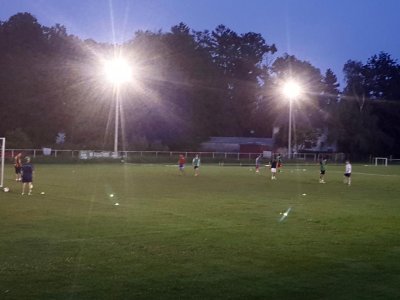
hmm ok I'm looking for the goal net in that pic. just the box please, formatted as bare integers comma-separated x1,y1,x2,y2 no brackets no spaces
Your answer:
0,138,5,187
374,157,388,167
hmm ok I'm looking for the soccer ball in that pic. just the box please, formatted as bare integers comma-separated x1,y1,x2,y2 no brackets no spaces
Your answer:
3,187,10,192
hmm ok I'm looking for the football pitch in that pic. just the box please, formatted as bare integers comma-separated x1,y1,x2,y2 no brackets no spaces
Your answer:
0,163,399,299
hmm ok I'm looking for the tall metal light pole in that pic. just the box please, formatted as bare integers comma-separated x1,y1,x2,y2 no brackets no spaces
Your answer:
104,58,132,156
114,90,120,154
283,80,301,159
288,97,293,159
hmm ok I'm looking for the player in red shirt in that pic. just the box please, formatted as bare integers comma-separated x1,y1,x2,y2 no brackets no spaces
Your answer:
178,154,186,175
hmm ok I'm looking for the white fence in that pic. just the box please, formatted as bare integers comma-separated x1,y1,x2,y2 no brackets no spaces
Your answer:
4,148,348,163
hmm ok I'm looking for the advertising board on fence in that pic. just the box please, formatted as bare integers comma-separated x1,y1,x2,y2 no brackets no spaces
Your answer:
42,148,52,156
79,151,120,160
263,151,272,158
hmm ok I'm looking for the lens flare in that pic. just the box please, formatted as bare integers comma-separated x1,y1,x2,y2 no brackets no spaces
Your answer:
104,59,132,84
279,207,292,222
283,81,301,98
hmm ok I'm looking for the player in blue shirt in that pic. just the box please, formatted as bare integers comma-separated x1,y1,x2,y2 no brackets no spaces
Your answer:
21,157,34,195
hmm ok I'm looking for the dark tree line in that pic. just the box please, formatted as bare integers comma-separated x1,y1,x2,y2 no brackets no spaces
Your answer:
332,53,400,156
1,13,400,156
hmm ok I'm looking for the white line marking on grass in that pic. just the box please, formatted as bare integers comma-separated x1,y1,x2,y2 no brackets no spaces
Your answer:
330,170,399,177
354,172,399,177
124,163,156,166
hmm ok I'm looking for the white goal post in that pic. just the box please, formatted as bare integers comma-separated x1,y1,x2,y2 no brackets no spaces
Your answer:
374,157,388,167
0,138,5,187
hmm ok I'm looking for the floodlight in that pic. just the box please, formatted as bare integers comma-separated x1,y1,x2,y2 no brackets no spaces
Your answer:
104,58,132,84
283,80,301,98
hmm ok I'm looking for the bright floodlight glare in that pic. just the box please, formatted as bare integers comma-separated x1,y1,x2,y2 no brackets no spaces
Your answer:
283,81,301,98
104,59,132,84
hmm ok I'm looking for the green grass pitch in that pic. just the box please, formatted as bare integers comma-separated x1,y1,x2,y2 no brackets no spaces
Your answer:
1,163,400,299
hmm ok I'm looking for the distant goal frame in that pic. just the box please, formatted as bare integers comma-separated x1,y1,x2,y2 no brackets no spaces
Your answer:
374,157,388,167
0,137,5,187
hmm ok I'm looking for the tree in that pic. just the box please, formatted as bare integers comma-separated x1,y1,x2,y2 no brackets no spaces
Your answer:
123,24,224,149
335,54,400,156
5,128,33,148
195,25,277,136
330,100,391,157
364,52,400,101
321,69,340,107
0,13,46,53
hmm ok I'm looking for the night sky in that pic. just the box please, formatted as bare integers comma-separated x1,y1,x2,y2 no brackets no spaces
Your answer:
2,0,400,85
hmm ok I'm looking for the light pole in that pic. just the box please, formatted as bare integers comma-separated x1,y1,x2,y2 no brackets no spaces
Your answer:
282,80,301,159
104,58,132,156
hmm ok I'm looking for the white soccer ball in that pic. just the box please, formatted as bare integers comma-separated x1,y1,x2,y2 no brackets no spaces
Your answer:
114,202,119,206
3,187,10,192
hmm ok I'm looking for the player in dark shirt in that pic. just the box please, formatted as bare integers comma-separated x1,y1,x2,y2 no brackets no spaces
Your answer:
270,159,278,180
319,157,327,183
21,157,34,195
277,154,283,172
14,153,22,181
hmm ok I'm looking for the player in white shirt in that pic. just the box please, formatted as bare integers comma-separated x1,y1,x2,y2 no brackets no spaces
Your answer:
344,160,352,186
255,154,262,173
